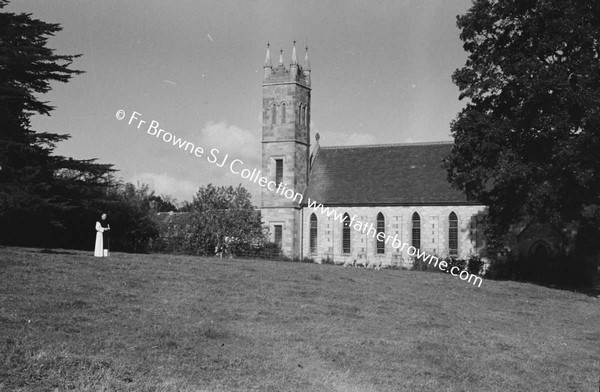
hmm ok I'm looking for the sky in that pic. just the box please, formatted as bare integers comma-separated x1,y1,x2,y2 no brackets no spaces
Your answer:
7,0,474,204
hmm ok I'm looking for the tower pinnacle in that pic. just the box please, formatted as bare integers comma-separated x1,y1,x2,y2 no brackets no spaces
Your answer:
304,46,310,70
278,49,284,66
264,42,272,68
291,40,298,65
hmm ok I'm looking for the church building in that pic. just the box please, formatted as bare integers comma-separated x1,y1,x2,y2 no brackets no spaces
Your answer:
260,42,487,267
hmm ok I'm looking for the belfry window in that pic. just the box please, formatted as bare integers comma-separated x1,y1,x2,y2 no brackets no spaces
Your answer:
342,213,351,254
310,214,318,254
271,104,277,125
304,105,309,126
275,159,283,186
449,212,458,256
281,103,286,124
376,212,385,254
412,212,421,250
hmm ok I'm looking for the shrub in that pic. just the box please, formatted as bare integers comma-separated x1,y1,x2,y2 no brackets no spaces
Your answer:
484,253,518,280
466,255,485,275
445,257,466,273
411,255,479,276
411,254,445,272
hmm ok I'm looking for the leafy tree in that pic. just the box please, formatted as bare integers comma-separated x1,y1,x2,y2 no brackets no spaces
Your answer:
445,0,600,260
187,184,267,256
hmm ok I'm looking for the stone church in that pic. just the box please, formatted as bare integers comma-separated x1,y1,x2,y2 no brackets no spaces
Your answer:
260,43,486,267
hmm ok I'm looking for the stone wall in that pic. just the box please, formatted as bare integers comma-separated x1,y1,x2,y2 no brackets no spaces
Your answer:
261,207,302,256
301,204,487,266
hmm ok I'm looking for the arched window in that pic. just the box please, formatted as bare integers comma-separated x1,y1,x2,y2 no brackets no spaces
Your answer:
304,105,309,127
376,212,385,254
271,104,277,125
303,105,307,126
281,103,286,124
275,159,283,186
412,212,421,250
530,240,550,260
299,105,304,126
310,213,318,254
342,213,351,254
449,212,458,256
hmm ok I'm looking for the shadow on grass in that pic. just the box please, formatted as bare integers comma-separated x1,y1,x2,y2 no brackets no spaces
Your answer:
531,281,600,298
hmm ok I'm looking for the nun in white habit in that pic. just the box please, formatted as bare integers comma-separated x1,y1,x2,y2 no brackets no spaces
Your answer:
94,212,111,257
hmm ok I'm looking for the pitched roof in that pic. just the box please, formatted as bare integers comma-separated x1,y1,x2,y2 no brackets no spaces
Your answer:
156,212,195,238
303,141,476,206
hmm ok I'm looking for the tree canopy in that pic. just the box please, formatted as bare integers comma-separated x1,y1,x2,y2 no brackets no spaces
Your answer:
445,0,600,250
186,184,267,256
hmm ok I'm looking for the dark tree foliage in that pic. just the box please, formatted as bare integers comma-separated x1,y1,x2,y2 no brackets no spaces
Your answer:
0,1,115,247
446,0,600,254
103,183,160,253
0,2,158,252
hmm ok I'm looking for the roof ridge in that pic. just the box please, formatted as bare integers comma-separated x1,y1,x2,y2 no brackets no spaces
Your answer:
320,141,454,150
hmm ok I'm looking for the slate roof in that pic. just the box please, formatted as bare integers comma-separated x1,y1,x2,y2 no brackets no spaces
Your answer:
155,212,195,238
303,142,477,206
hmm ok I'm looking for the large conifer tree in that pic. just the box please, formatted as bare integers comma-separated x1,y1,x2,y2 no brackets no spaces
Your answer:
0,0,115,247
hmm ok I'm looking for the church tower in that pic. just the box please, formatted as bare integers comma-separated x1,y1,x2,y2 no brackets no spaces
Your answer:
261,42,311,256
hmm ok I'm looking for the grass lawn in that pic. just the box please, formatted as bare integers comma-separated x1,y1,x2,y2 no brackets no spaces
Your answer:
0,246,598,392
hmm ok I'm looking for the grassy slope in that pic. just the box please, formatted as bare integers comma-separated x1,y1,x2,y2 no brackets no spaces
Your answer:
0,247,598,392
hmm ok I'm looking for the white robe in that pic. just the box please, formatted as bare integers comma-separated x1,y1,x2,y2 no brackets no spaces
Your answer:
94,221,109,257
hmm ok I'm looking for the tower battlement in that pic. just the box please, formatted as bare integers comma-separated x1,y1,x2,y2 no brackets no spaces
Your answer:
263,41,311,88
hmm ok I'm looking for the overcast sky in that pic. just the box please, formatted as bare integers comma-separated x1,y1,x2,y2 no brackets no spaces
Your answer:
8,0,474,203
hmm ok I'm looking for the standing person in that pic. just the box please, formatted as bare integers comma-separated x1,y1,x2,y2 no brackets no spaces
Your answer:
94,213,111,257
215,241,223,259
